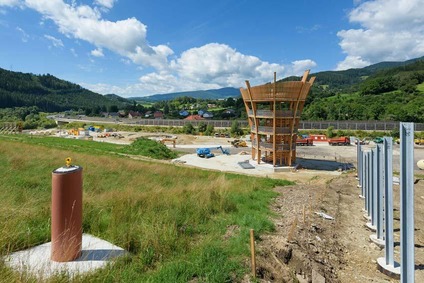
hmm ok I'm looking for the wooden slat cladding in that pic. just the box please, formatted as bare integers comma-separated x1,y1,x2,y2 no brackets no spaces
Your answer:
240,71,315,166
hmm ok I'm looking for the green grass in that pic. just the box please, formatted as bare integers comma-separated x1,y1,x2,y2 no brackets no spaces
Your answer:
0,138,292,282
121,138,178,159
417,82,424,93
0,135,178,160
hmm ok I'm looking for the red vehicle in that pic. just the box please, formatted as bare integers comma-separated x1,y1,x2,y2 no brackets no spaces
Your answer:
296,135,314,146
328,136,351,146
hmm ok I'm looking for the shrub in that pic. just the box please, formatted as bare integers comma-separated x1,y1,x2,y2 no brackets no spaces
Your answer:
183,123,195,134
327,126,334,138
230,120,243,136
123,138,178,159
204,124,214,136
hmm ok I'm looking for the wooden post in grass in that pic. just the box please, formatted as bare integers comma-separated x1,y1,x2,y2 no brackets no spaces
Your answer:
250,229,256,277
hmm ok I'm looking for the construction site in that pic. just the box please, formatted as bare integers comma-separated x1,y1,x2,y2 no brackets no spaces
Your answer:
7,72,424,282
7,121,424,282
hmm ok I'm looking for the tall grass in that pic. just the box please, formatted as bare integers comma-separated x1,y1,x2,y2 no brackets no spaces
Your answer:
0,139,292,282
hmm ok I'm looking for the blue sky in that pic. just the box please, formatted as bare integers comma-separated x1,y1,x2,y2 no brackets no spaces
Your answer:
1,0,424,97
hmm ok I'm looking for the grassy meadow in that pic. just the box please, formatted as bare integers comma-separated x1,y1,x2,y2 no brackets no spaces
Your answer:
0,135,292,282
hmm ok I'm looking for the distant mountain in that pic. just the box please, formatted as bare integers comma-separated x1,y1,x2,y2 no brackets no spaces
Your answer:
104,93,132,104
0,68,130,112
129,87,240,102
363,55,424,72
281,56,424,94
301,57,424,122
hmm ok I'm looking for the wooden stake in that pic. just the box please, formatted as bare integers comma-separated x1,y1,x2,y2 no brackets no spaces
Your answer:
250,229,256,277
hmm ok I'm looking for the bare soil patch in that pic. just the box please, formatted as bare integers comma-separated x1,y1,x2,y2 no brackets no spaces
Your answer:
254,173,424,282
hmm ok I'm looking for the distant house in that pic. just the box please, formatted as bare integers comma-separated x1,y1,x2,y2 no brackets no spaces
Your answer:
202,111,214,119
108,112,120,118
118,110,127,118
128,111,141,119
222,109,235,118
198,109,206,116
154,111,164,119
223,109,235,115
184,115,204,121
207,103,217,108
179,109,189,117
145,111,153,118
189,103,200,110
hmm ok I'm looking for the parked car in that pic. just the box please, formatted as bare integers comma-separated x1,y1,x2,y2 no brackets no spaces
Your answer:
354,138,370,145
374,137,384,144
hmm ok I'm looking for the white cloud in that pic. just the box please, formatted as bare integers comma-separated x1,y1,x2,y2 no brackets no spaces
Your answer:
24,0,173,69
3,0,317,97
94,0,115,9
290,60,317,76
44,34,63,47
0,0,22,6
90,47,104,57
16,26,29,42
82,44,316,97
70,48,77,57
337,0,424,70
170,43,287,87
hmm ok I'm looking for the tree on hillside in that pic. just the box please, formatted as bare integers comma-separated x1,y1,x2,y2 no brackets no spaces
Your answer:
230,120,243,136
108,105,119,112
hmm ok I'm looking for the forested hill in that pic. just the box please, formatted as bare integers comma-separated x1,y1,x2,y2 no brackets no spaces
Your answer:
0,68,130,112
130,87,240,102
302,58,424,122
295,55,424,93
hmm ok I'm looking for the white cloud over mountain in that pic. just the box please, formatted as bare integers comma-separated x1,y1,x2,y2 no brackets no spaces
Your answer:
337,0,424,70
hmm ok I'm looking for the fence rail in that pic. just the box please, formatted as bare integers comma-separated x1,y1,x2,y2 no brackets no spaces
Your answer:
54,117,424,131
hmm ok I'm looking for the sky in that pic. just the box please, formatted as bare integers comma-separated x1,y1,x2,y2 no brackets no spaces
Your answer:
1,0,424,98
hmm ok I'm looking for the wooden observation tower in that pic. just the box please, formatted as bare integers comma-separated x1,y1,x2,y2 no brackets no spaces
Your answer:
239,70,316,167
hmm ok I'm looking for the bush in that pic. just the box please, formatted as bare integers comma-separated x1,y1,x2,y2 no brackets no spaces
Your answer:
230,120,243,136
183,123,195,134
327,126,335,138
198,122,207,133
204,124,214,136
122,138,178,159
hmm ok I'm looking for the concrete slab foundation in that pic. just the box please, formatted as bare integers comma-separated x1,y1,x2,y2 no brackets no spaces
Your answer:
3,234,127,280
365,222,377,231
377,257,400,279
369,234,385,248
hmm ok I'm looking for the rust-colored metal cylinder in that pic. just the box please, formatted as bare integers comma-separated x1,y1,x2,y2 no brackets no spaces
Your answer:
51,166,83,262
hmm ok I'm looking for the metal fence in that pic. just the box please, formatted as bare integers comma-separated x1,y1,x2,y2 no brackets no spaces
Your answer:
56,117,424,131
299,120,424,131
134,119,424,131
